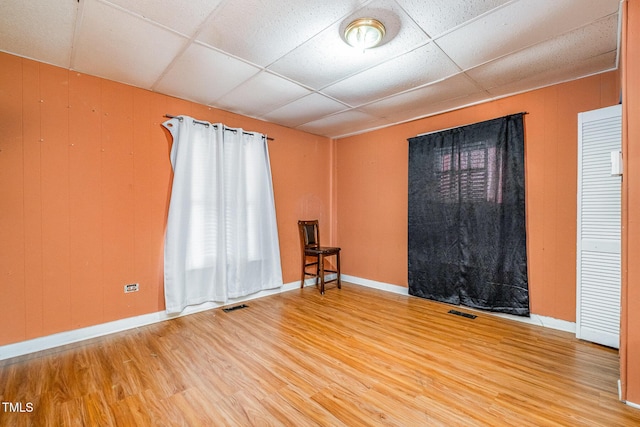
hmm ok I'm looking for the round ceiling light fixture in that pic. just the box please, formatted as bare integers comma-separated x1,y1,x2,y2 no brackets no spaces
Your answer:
344,18,386,51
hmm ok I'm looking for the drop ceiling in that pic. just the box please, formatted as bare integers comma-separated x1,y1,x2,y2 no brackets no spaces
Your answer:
0,0,621,138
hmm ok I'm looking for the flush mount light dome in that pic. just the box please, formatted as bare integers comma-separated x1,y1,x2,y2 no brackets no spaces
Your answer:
344,18,386,50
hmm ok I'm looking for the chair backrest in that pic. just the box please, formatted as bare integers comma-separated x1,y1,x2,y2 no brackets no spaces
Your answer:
298,220,320,250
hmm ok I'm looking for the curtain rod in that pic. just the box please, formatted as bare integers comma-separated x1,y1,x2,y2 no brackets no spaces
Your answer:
164,114,274,141
415,111,529,138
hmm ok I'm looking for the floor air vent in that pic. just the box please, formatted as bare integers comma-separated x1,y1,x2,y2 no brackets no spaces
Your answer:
448,309,477,319
223,304,248,313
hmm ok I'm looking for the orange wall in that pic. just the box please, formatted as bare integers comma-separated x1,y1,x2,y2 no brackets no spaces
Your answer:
621,0,640,404
0,52,332,346
337,71,620,322
0,46,631,375
1,18,638,401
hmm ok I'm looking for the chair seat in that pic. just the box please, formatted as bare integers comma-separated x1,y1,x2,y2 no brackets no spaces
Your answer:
305,246,340,256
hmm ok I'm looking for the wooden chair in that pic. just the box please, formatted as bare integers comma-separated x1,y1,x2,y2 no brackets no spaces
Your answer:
298,220,341,294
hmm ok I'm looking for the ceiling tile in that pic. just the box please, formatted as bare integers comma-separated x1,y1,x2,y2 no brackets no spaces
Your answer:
105,0,225,37
396,0,512,38
436,0,620,71
215,71,311,118
73,0,187,89
323,116,395,139
359,73,484,117
323,42,460,107
382,92,491,125
0,1,77,67
483,51,617,98
154,43,260,105
296,109,383,137
261,93,349,128
196,0,369,67
268,0,429,89
467,15,618,91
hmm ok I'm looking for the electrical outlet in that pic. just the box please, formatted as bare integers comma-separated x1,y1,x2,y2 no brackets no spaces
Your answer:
124,283,139,293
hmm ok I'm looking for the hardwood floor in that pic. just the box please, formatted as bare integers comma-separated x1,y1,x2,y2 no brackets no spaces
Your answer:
1,283,639,426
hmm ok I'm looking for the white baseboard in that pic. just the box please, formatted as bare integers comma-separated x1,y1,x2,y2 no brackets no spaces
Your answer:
0,281,303,361
0,274,579,361
2,273,631,409
617,379,640,407
489,311,575,333
341,274,409,295
626,400,640,409
343,275,576,333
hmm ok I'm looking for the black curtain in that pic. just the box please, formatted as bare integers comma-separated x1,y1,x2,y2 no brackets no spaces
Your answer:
408,113,529,316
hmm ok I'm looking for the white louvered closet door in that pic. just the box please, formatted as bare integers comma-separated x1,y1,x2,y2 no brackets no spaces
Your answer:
577,104,622,349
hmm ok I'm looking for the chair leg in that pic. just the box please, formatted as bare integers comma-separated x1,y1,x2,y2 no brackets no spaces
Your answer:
300,255,306,289
337,252,341,289
319,254,325,295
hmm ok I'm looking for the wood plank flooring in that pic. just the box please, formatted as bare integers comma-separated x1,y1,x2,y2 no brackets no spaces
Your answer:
1,283,639,426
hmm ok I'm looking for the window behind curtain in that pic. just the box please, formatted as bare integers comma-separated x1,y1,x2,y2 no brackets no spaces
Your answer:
437,142,503,204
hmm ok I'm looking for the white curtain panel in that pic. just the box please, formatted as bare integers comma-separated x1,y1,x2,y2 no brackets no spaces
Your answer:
162,116,282,314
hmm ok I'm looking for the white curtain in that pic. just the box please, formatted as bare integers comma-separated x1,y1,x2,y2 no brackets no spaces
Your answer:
162,115,282,314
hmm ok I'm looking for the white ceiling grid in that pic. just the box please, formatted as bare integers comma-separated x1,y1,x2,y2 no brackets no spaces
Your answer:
0,0,621,138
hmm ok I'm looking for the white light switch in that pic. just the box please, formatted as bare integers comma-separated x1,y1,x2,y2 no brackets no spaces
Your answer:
611,150,623,176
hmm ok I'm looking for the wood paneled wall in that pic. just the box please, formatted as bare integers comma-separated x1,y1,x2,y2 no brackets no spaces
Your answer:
0,52,333,346
336,71,621,323
3,41,638,405
621,0,640,404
